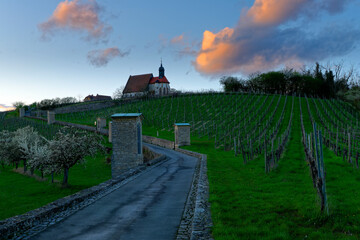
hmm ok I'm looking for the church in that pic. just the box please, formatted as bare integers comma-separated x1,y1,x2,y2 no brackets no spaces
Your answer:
122,62,170,98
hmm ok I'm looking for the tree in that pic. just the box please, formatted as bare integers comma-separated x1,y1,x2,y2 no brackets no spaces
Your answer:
27,140,52,179
49,128,104,186
60,97,77,104
12,101,25,110
113,86,125,100
220,76,244,92
0,130,22,169
13,126,42,173
0,130,13,168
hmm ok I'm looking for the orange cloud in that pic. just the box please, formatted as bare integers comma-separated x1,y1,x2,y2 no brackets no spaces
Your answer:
39,0,111,40
246,0,309,26
194,0,358,76
171,34,184,44
195,28,235,74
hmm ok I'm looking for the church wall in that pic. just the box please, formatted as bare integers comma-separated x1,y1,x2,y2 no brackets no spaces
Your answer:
123,92,146,98
148,83,170,96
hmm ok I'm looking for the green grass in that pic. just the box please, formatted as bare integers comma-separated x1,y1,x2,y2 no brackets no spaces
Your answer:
0,149,111,221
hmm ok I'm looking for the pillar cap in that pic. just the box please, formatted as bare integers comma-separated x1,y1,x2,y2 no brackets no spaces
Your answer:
174,123,190,126
111,113,143,118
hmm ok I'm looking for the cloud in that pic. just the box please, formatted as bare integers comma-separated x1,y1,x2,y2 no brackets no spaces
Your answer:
39,0,112,41
171,34,184,44
87,47,129,67
245,0,310,27
317,0,355,14
0,104,15,112
159,34,198,59
194,0,359,76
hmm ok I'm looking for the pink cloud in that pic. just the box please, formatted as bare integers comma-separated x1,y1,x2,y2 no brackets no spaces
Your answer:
171,34,184,44
39,0,112,41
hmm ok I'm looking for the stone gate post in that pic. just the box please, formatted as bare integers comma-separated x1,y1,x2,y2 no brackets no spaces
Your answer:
19,108,25,118
47,111,55,125
96,117,106,131
111,113,143,178
174,123,191,148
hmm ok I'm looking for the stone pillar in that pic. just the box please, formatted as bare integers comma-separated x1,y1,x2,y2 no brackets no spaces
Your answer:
174,123,191,148
19,108,25,118
47,111,55,125
96,117,106,131
109,121,112,143
111,113,143,178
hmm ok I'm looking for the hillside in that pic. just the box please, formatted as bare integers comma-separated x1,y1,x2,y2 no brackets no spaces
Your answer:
2,93,360,239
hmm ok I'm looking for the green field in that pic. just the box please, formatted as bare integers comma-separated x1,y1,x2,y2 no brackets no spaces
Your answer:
1,93,360,239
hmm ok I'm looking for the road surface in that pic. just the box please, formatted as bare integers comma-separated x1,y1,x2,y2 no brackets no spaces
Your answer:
31,144,198,240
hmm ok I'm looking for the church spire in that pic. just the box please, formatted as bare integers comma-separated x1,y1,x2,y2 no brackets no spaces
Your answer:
159,59,165,79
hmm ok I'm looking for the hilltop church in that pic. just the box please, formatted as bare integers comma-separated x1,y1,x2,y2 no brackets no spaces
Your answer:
123,62,170,98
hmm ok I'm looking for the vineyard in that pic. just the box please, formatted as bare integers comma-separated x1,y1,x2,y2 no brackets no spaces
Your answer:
2,93,360,239
56,93,360,171
0,117,63,139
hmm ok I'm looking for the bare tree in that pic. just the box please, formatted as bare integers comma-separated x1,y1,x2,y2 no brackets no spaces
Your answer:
12,101,25,109
113,86,125,100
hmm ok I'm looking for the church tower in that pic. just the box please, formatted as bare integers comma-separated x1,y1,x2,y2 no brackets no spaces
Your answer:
159,60,165,79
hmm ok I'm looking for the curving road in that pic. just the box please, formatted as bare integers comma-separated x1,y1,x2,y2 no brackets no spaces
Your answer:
30,144,198,240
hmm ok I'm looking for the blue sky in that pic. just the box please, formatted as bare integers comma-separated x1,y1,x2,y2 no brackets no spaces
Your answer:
0,0,359,110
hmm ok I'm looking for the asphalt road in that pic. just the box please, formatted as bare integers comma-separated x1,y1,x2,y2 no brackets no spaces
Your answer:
30,144,198,240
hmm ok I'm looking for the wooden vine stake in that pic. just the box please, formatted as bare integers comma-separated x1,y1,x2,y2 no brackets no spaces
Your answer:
318,130,329,215
336,127,339,156
348,132,351,163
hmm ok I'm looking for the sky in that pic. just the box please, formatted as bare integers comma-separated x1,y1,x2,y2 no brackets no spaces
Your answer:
1,0,360,111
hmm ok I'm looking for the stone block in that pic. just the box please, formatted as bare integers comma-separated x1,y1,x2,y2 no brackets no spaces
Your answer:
96,117,106,131
111,113,143,178
174,123,191,148
47,111,55,125
19,108,25,118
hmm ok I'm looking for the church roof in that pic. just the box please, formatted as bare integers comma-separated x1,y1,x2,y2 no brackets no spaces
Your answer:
123,73,153,94
149,76,170,84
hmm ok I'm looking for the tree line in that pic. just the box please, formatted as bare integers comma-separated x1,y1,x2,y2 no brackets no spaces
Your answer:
220,62,358,98
12,97,79,112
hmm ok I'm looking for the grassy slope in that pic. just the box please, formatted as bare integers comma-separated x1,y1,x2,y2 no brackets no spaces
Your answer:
0,149,111,221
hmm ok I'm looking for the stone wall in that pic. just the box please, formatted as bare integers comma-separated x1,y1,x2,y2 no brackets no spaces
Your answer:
53,101,116,114
142,135,175,149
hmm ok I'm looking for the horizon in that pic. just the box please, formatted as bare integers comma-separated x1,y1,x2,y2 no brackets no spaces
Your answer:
1,0,360,111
